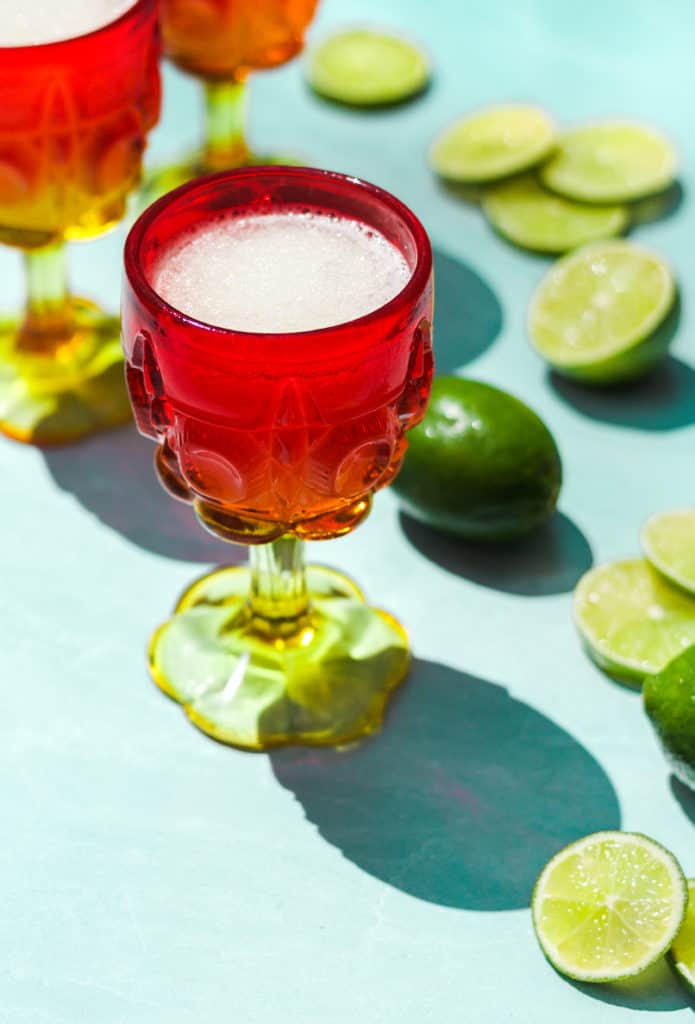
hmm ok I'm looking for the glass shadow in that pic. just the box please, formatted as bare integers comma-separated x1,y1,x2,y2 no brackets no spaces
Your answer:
271,659,620,911
43,424,234,562
399,511,592,596
432,248,503,373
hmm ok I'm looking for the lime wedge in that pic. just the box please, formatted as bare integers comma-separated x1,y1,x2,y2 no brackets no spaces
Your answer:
482,175,627,253
529,240,677,383
307,29,429,107
669,880,695,995
574,559,695,684
540,121,678,203
430,104,555,183
642,509,695,595
533,831,688,983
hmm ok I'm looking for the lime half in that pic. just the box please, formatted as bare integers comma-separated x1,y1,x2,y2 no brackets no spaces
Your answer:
529,240,677,383
483,175,627,254
307,29,430,107
533,831,687,983
644,646,695,791
430,104,555,183
642,509,695,595
669,880,695,995
540,121,678,203
574,559,695,684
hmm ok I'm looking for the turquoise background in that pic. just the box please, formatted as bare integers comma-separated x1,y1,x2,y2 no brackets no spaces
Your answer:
2,0,694,1019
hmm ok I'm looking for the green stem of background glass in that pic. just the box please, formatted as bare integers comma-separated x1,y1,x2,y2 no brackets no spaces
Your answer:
249,537,310,634
203,79,250,170
20,242,73,352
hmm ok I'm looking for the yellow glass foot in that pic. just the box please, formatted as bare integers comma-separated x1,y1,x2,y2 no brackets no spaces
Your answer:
149,565,410,751
0,299,131,445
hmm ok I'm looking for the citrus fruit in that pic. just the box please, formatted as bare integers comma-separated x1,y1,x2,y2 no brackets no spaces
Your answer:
392,377,562,541
483,174,627,253
642,509,695,596
574,559,695,684
644,646,695,791
307,29,429,106
540,121,677,203
529,240,677,383
669,880,695,995
430,104,555,183
532,831,688,983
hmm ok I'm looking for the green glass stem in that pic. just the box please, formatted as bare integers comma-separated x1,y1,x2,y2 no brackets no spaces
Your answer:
249,537,310,635
203,80,250,171
20,242,74,352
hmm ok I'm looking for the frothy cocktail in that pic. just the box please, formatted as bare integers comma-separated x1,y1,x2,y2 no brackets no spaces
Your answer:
153,211,411,333
0,0,136,46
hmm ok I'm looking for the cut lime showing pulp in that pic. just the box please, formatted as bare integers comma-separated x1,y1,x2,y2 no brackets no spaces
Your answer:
307,29,429,106
533,831,687,983
483,175,627,253
430,104,555,183
644,646,695,791
642,509,695,596
574,559,695,683
540,121,677,203
669,880,695,995
529,241,676,383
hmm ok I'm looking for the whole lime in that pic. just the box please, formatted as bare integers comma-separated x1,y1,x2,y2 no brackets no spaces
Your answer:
644,646,695,791
393,377,562,541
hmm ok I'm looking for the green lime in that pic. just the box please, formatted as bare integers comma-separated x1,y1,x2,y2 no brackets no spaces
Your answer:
644,646,695,791
532,831,688,983
307,29,430,107
392,377,562,541
669,880,695,995
529,240,677,383
482,174,628,254
430,104,555,183
540,121,678,203
642,509,695,595
574,559,695,684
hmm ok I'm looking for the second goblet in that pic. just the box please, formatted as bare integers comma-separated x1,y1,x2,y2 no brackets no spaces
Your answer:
122,166,434,750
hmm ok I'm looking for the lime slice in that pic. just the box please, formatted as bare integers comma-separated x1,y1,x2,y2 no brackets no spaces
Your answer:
643,646,695,791
532,831,688,983
430,104,555,183
307,29,429,107
642,509,695,595
529,240,677,383
540,121,678,203
669,880,695,995
482,175,627,254
574,559,695,684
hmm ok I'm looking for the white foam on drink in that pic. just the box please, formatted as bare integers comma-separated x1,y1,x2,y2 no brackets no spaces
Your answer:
153,210,412,334
0,0,136,46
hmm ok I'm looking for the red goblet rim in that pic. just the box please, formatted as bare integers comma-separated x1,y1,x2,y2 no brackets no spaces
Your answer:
0,0,155,52
124,165,433,356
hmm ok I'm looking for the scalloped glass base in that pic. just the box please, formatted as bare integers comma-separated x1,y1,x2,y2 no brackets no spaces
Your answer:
149,564,410,750
0,299,131,445
139,150,301,208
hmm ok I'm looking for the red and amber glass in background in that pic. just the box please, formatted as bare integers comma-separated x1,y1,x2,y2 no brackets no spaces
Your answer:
0,0,160,444
144,0,318,200
123,167,434,750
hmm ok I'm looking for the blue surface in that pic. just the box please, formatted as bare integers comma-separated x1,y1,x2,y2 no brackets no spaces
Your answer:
2,0,694,1019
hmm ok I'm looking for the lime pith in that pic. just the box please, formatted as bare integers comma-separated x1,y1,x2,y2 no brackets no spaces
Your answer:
532,831,688,983
574,559,695,683
669,880,695,995
529,240,677,383
430,104,555,183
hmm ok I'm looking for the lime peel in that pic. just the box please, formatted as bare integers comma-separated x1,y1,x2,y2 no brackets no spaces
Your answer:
669,880,695,996
532,831,688,983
